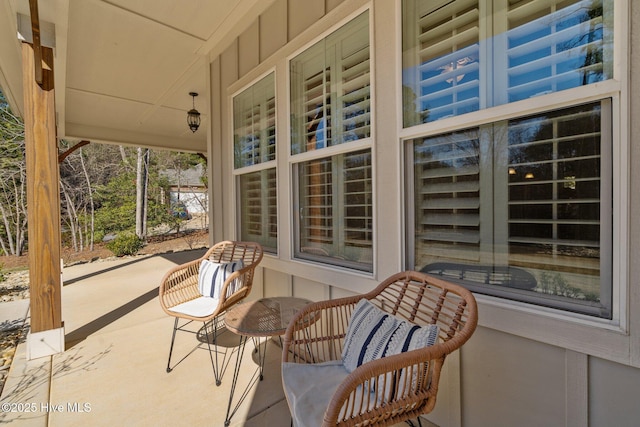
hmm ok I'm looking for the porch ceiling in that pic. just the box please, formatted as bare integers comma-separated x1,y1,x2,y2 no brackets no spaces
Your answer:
0,0,276,152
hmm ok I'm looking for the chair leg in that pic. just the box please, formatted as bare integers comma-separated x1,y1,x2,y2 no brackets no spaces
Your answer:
204,319,223,386
167,317,227,384
166,317,179,373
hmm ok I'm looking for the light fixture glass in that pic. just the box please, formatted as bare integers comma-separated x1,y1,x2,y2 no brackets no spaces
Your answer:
187,92,201,133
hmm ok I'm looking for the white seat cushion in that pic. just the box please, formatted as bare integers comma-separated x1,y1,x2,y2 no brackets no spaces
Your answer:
168,296,219,318
282,361,347,427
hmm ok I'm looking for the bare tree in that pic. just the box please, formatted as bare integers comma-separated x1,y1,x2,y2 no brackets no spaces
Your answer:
60,179,82,251
59,142,127,254
135,147,150,240
0,93,27,256
79,146,95,250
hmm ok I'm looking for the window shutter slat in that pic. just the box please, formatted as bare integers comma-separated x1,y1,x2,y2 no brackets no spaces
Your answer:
506,0,607,102
414,130,481,264
411,1,481,123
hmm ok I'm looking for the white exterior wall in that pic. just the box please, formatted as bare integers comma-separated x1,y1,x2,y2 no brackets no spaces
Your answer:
169,190,207,214
207,1,640,425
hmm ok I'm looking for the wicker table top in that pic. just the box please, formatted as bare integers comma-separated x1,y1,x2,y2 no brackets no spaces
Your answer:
224,296,312,338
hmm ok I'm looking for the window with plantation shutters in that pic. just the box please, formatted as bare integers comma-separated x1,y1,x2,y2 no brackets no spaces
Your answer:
343,150,373,253
402,0,613,127
500,0,613,104
402,0,481,126
296,150,373,272
234,73,276,168
290,11,370,154
239,169,277,251
233,73,277,253
299,157,333,248
413,129,481,267
506,102,609,316
291,12,373,272
409,100,611,318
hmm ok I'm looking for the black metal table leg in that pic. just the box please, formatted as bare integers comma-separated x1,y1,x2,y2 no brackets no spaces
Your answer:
224,335,265,426
252,337,269,380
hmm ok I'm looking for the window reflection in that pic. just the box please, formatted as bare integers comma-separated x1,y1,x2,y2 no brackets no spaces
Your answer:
410,101,610,318
402,0,613,127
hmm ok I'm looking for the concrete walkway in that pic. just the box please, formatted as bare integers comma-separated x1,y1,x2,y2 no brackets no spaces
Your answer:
0,299,29,333
0,250,289,426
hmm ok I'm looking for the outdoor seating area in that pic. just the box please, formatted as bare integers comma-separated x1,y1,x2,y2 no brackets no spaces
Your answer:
0,249,287,426
0,248,477,426
2,0,640,424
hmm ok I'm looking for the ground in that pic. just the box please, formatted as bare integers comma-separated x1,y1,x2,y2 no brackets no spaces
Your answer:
1,228,209,271
0,222,209,395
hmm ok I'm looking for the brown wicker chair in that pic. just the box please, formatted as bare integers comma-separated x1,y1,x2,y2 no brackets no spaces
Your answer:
159,240,263,385
281,271,478,427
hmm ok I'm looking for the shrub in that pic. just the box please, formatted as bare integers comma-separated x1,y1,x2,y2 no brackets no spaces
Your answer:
93,230,105,244
106,232,144,257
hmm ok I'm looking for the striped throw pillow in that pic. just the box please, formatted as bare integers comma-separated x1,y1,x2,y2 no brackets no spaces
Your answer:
197,259,244,298
342,299,439,373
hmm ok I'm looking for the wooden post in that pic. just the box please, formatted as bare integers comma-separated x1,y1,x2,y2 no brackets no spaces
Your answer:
22,42,64,358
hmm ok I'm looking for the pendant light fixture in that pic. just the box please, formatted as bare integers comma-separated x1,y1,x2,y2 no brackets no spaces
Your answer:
187,92,201,133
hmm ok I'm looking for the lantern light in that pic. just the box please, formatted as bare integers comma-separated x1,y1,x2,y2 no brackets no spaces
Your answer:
187,92,200,133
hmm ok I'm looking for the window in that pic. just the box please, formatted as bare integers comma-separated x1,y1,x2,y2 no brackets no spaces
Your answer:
408,100,611,318
295,149,373,271
290,11,371,154
233,73,277,252
239,169,277,251
402,0,614,126
234,73,276,167
290,11,373,271
403,0,618,319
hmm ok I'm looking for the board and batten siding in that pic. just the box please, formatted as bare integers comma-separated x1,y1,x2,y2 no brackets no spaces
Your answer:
206,0,640,426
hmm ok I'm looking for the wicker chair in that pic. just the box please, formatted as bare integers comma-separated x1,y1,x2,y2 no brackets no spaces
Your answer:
281,271,478,427
159,241,263,385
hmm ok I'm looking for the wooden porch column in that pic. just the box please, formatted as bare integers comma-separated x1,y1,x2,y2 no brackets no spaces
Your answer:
22,42,64,358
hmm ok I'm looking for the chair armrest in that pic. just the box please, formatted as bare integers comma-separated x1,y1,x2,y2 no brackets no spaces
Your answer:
215,263,257,311
158,257,203,312
324,346,448,426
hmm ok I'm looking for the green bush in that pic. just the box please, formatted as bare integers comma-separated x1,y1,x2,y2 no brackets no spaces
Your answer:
106,232,144,257
93,230,105,244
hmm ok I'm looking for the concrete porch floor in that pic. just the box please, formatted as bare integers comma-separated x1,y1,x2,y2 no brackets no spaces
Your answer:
0,249,417,426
